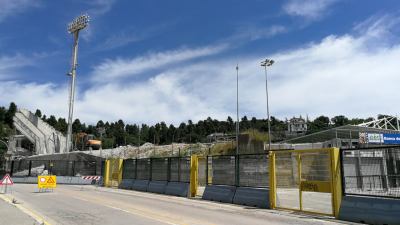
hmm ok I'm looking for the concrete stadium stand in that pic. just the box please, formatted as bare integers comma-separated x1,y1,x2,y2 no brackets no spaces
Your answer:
339,195,400,225
165,182,189,197
119,179,135,189
131,179,149,192
202,185,237,203
147,181,168,194
232,187,269,208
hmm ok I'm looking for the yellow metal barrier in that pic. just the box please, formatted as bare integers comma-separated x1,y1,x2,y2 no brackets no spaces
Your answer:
104,159,123,188
190,155,198,197
269,148,342,218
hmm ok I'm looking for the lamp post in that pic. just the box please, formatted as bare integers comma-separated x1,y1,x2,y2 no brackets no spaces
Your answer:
236,64,239,156
260,59,274,151
66,14,89,153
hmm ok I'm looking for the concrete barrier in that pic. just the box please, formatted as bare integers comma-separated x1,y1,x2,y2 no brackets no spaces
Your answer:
12,176,95,185
165,182,189,197
202,185,237,203
119,179,134,189
233,187,269,208
339,195,400,225
132,180,149,192
147,181,168,194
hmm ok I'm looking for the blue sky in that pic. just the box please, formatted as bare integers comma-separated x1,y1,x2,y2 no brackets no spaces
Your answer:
1,0,400,125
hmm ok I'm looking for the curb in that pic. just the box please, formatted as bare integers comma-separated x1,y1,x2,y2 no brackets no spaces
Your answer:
0,193,51,225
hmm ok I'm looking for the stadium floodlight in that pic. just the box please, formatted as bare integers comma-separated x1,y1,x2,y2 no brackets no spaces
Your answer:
65,14,89,153
68,14,90,33
260,58,274,151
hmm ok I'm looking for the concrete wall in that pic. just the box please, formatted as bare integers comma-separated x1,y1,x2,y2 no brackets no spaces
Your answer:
12,176,99,185
121,179,189,197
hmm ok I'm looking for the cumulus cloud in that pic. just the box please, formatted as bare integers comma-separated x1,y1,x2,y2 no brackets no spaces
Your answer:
283,0,338,20
2,14,400,125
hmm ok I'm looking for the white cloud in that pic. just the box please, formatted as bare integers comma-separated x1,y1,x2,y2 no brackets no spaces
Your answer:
283,0,338,20
0,0,41,23
0,54,34,80
2,14,400,126
234,25,287,41
87,0,116,16
90,44,228,83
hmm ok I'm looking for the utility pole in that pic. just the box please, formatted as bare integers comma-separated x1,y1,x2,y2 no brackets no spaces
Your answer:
66,14,89,153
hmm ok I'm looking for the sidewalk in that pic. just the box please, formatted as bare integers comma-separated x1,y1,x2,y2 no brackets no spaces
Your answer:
0,194,41,225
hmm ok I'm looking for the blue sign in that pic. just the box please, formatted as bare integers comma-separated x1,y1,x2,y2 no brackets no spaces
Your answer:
383,133,400,144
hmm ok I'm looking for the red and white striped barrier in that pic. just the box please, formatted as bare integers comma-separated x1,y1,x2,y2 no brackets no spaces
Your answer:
81,176,101,180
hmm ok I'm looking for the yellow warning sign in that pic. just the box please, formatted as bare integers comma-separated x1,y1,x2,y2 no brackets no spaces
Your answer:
38,176,57,189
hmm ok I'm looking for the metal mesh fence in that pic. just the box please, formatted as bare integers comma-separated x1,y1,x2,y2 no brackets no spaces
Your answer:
151,158,168,181
239,154,269,187
208,155,236,186
122,157,191,182
136,159,150,180
11,160,98,177
342,146,400,198
122,159,136,179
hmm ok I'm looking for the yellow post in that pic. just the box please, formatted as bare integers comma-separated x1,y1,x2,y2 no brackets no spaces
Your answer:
190,155,198,197
269,151,276,209
104,159,110,187
298,153,302,211
118,159,123,186
330,147,343,218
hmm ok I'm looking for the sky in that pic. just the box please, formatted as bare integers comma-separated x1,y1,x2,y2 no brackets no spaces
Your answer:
1,0,400,125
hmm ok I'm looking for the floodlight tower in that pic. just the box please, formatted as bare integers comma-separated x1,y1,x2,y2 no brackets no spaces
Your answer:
260,59,274,151
66,14,89,152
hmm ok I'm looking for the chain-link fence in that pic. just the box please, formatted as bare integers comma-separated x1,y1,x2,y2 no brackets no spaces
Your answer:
206,153,269,187
122,156,191,183
11,159,99,177
341,146,400,198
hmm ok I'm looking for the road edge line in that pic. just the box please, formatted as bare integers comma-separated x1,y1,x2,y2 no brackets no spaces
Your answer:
0,193,51,225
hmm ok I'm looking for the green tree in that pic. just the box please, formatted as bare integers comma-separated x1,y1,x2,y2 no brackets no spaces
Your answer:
5,102,17,128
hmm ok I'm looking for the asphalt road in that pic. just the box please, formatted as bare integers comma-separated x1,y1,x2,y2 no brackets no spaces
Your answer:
6,184,352,225
0,194,39,225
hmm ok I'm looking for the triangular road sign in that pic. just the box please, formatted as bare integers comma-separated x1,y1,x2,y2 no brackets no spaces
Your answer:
0,174,13,185
46,176,55,184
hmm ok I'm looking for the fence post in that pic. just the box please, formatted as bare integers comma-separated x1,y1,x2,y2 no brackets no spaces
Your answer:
206,156,209,185
269,151,276,209
178,157,181,182
104,160,110,187
72,161,76,176
118,159,123,186
135,158,138,179
190,155,198,197
10,160,14,177
330,148,343,219
149,158,152,181
167,157,171,182
28,161,32,177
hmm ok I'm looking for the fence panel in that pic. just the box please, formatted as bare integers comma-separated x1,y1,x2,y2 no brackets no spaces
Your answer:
74,161,97,176
122,159,136,179
137,159,150,180
342,146,400,198
11,160,30,177
208,155,236,186
239,154,269,187
151,158,169,181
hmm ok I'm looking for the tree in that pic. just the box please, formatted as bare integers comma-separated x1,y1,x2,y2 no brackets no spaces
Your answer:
47,115,57,127
331,115,349,127
34,109,42,118
5,102,17,128
72,119,83,133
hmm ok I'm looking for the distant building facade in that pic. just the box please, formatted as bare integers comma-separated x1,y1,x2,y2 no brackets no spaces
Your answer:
286,116,308,137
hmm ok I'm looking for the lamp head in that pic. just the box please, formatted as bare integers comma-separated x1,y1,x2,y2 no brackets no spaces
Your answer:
261,59,274,67
68,14,90,33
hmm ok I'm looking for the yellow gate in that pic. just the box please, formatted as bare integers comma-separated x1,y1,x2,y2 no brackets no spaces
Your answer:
270,148,342,217
104,159,123,188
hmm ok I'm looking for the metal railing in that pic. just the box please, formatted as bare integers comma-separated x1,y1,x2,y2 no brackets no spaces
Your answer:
122,156,191,183
341,146,400,198
206,153,269,188
11,159,99,177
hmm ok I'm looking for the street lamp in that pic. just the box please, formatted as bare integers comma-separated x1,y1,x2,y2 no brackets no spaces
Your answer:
66,14,89,153
236,64,239,156
260,59,274,151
